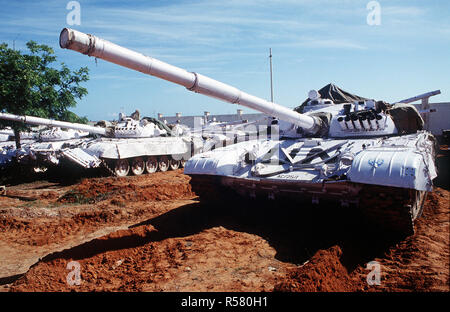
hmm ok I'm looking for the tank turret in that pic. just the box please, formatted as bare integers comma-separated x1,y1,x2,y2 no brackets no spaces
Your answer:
0,111,175,140
113,111,172,138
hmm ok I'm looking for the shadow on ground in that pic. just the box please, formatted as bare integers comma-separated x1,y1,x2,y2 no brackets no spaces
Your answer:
40,196,401,273
0,162,108,187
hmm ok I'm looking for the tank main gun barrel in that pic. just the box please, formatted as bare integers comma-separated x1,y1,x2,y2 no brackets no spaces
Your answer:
59,28,320,133
0,112,107,136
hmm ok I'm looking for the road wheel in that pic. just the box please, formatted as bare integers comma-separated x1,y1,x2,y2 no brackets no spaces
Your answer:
131,157,145,176
114,159,130,177
169,158,180,170
158,156,169,172
145,157,158,173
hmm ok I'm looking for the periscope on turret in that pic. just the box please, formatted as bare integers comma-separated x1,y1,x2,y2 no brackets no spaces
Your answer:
59,28,440,237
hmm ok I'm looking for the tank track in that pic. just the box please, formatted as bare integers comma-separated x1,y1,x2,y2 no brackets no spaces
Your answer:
101,159,117,177
357,185,427,238
190,175,427,238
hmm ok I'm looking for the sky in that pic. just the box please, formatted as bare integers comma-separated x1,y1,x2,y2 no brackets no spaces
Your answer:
0,0,449,121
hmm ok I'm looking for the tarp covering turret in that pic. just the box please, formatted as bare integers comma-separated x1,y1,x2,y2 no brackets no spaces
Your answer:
295,83,368,113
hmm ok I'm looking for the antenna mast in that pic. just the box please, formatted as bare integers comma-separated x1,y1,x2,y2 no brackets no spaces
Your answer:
269,48,274,103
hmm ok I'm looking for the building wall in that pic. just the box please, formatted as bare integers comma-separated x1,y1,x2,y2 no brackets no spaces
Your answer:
411,102,450,135
159,112,267,129
159,102,450,136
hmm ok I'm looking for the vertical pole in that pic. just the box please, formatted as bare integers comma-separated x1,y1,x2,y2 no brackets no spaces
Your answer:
13,34,20,50
269,48,274,103
421,97,430,131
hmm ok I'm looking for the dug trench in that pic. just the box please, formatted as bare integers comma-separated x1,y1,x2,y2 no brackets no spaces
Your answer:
0,169,196,290
0,150,449,292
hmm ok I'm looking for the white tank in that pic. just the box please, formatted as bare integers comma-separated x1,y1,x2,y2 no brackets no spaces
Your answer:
0,111,203,176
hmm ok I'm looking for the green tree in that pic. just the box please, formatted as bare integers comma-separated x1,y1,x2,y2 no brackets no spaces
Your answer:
0,41,89,148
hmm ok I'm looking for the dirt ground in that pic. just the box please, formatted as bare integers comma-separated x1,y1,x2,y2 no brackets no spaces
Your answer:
0,148,448,292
